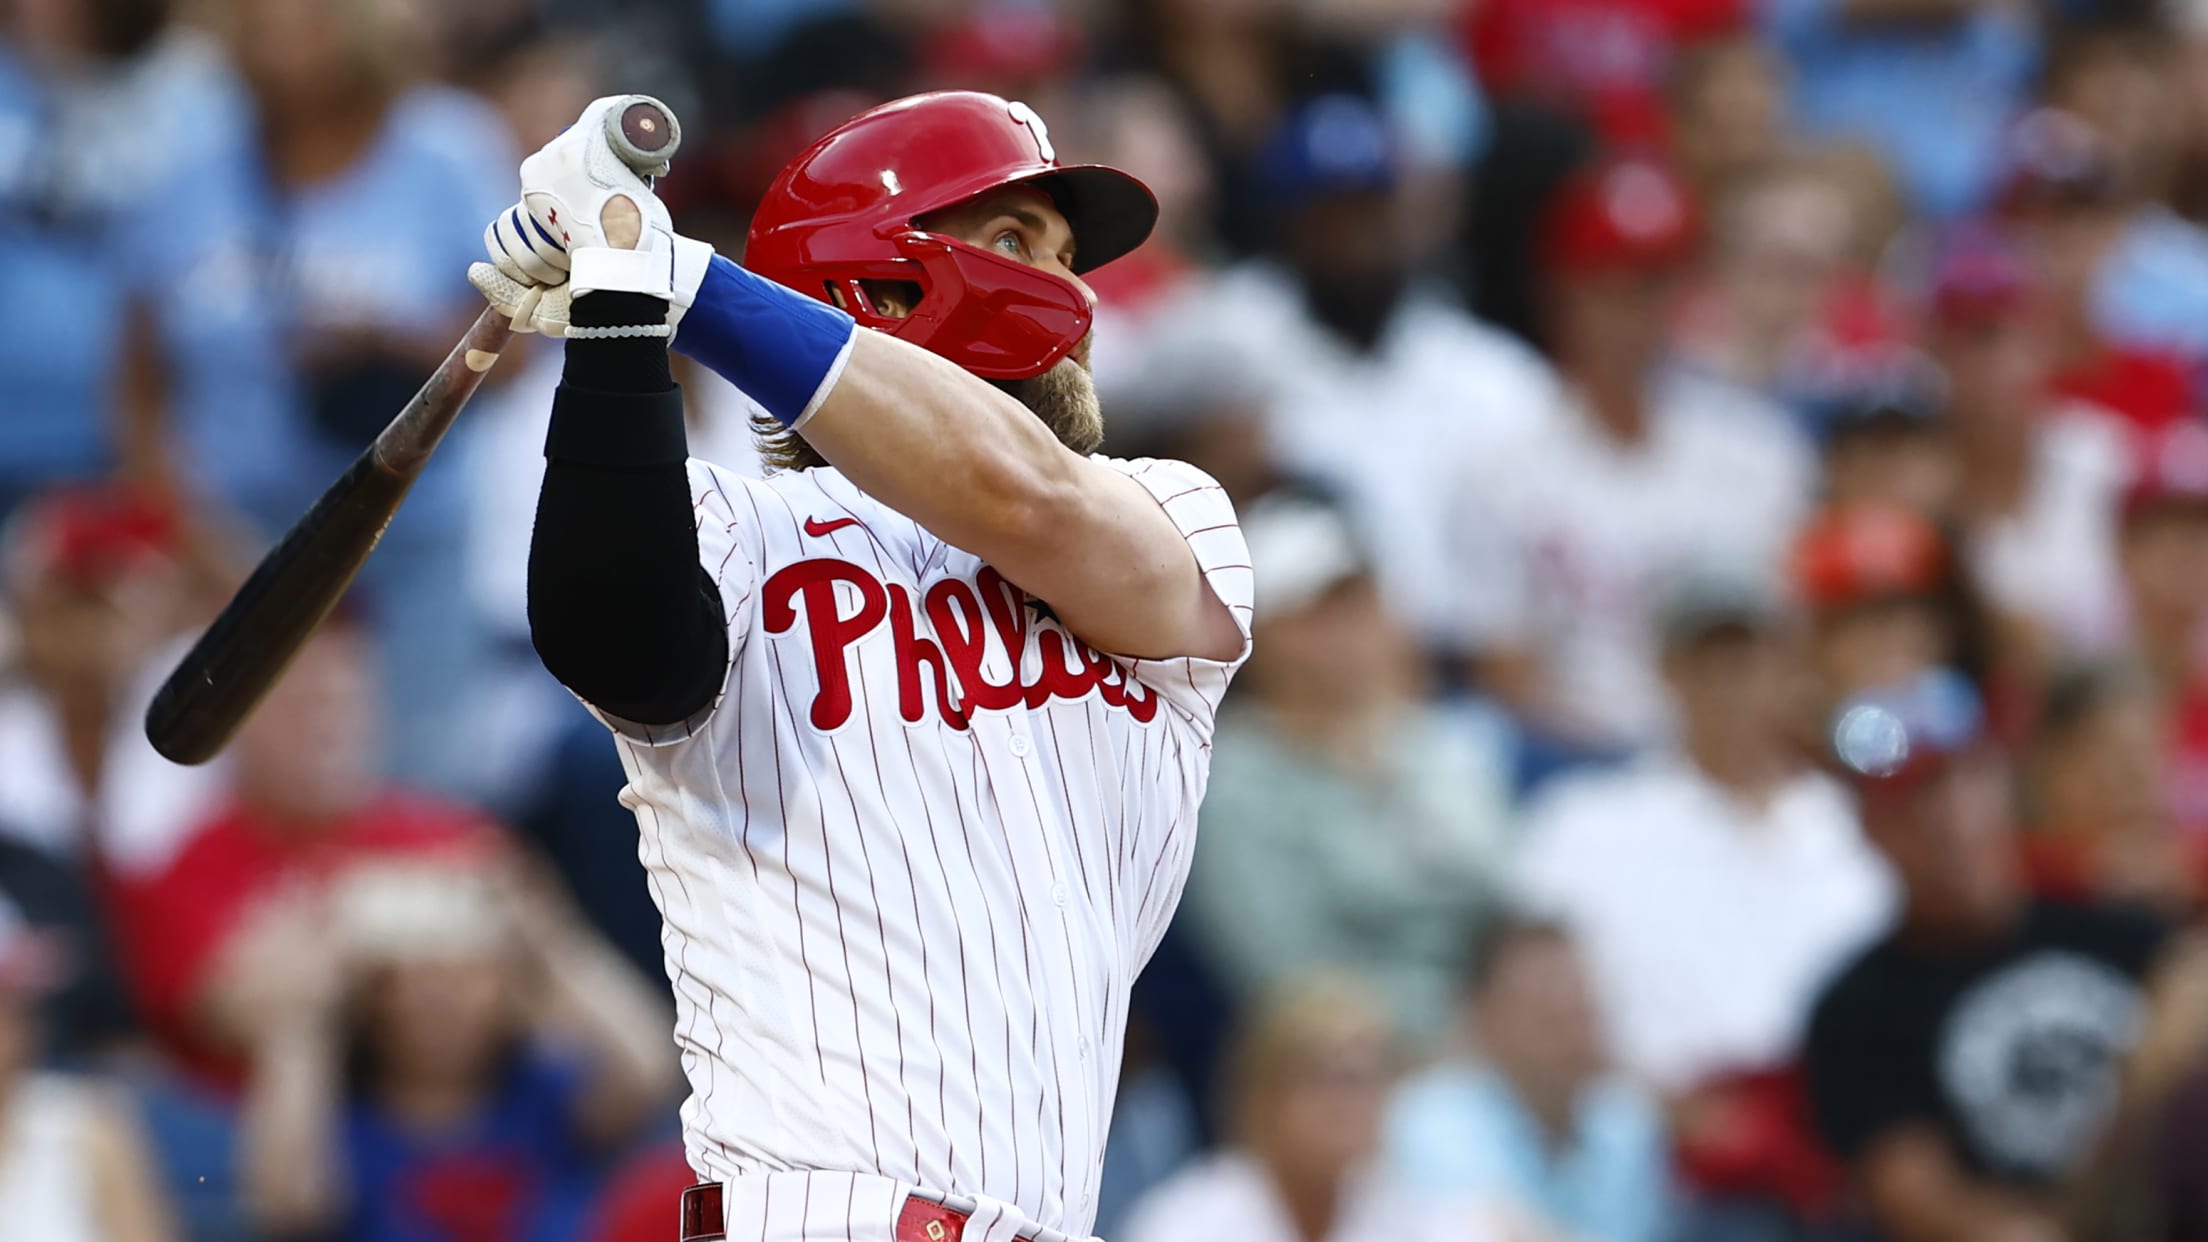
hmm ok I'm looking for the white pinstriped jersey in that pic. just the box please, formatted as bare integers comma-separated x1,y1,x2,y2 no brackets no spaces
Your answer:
595,456,1253,1240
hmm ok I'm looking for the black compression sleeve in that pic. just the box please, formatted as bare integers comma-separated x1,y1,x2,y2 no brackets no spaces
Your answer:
526,291,729,726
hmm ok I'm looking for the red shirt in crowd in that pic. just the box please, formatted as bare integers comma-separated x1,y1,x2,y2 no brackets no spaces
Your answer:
2053,347,2199,437
1464,0,1745,147
105,790,492,1084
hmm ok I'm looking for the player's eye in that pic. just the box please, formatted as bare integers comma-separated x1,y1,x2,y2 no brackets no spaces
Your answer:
992,228,1026,258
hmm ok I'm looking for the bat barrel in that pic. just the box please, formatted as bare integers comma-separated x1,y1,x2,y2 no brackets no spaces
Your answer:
144,452,410,765
145,306,513,765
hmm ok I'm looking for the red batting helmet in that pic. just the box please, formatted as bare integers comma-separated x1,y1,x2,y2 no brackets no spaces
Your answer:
745,91,1158,380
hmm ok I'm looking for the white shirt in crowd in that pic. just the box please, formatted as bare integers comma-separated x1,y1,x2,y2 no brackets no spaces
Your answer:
1119,261,1562,646
0,1074,109,1242
1450,372,1815,748
600,457,1252,1241
1510,755,1895,1093
1119,1153,1506,1242
0,658,222,874
1966,405,2131,658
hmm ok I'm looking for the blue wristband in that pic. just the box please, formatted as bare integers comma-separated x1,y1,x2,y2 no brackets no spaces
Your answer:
673,254,858,427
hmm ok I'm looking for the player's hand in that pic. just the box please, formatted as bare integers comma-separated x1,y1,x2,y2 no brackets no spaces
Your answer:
485,95,677,288
471,258,573,336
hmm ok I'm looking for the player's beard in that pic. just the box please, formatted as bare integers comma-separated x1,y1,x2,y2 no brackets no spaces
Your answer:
994,342,1104,455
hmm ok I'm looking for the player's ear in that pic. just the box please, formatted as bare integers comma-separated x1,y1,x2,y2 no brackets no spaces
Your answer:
858,280,921,320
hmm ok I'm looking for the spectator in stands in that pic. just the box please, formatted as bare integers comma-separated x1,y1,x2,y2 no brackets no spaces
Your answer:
1809,667,2208,1242
0,832,135,1063
2118,423,2208,844
1116,0,1309,260
0,484,216,867
2141,1056,2208,1240
106,617,494,1083
2020,663,2201,919
232,856,674,1242
1763,0,2038,219
0,892,175,1242
1070,74,1220,377
1386,916,1673,1242
0,0,274,518
1185,491,1514,1043
0,481,207,848
1665,33,1788,205
1462,0,1749,151
1791,501,1975,736
1120,976,1509,1242
2037,18,2208,365
1510,572,1891,1102
1996,108,2204,437
1137,94,1561,659
1673,156,1865,405
206,0,517,794
1926,234,2131,673
1454,155,1814,755
1804,353,1954,520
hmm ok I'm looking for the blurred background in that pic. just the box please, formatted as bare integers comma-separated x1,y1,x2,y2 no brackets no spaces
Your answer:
8,0,2208,1239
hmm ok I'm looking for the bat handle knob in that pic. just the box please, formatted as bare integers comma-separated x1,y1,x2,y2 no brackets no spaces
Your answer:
605,96,682,178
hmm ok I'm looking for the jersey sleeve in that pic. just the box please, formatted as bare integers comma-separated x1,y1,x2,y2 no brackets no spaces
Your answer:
1101,457,1255,743
584,458,762,747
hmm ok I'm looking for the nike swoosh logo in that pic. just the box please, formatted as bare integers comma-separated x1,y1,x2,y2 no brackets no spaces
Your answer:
803,516,862,537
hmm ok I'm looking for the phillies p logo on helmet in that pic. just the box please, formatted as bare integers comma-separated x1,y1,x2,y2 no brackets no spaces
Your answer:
1007,100,1055,162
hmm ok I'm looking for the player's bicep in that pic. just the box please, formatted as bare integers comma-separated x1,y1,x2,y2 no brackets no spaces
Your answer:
1051,465,1245,661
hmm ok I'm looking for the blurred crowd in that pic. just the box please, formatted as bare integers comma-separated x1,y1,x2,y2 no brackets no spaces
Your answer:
10,0,2208,1240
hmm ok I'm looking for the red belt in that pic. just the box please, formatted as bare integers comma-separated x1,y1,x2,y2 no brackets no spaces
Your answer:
680,1182,1034,1242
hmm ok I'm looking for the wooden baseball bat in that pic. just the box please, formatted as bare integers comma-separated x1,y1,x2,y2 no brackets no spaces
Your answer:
144,97,682,765
144,308,513,765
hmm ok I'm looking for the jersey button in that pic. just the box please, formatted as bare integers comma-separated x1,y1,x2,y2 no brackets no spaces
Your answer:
1051,882,1069,908
1076,1034,1091,1058
1008,733,1032,757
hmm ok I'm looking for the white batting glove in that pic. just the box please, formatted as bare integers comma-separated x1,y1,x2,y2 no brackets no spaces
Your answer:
485,95,680,288
470,260,573,337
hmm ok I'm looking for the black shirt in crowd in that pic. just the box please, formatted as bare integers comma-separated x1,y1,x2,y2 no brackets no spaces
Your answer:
1805,899,2169,1187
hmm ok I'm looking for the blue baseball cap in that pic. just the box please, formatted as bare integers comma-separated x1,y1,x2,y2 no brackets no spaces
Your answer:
1255,94,1399,212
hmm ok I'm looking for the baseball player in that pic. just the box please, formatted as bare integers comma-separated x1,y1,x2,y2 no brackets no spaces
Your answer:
469,93,1254,1242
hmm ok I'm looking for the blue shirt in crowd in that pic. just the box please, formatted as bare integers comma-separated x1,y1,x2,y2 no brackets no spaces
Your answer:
2093,208,2208,360
0,33,282,513
1385,1062,1673,1242
1764,0,2039,219
208,83,513,531
343,1052,601,1242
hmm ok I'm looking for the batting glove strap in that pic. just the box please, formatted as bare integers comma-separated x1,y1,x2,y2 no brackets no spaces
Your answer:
572,246,673,300
672,253,857,429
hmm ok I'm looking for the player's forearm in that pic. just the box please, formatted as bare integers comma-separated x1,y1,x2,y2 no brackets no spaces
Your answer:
528,292,728,724
807,334,1235,654
805,329,1091,561
673,254,1078,556
672,253,1235,656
